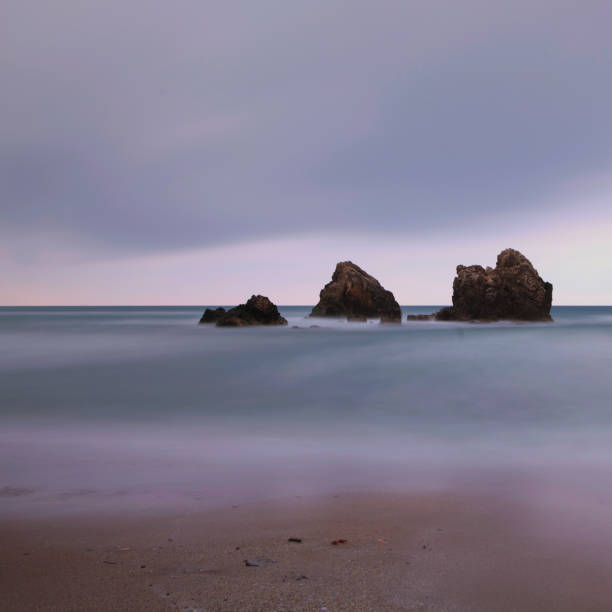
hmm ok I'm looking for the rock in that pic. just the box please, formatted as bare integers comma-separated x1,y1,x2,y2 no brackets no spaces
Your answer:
244,556,276,567
199,307,226,324
433,307,456,321
435,249,553,321
216,295,288,327
381,313,402,324
311,261,401,322
406,314,434,321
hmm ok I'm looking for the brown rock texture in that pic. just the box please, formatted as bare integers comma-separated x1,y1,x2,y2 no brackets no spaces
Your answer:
310,261,401,322
436,249,553,321
199,307,227,324
216,295,288,327
433,307,456,321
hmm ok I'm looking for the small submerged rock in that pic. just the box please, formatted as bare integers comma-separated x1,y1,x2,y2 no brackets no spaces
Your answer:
381,313,402,324
433,306,456,321
406,314,434,321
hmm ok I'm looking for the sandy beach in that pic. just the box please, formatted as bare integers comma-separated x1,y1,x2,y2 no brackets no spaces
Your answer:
3,309,612,611
3,489,612,611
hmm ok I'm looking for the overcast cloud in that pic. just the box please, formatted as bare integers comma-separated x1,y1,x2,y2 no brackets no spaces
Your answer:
2,1,611,249
1,1,612,303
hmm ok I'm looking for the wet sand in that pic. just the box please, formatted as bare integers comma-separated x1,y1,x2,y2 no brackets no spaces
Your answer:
2,490,612,611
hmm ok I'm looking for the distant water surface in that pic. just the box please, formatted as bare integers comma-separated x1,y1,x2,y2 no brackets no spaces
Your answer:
1,306,612,521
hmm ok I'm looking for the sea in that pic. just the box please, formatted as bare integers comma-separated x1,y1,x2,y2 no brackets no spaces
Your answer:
2,306,612,523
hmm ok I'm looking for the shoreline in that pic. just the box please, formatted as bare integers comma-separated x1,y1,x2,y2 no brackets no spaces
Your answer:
3,489,612,611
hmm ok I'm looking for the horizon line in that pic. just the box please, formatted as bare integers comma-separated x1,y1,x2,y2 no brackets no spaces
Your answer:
1,304,610,309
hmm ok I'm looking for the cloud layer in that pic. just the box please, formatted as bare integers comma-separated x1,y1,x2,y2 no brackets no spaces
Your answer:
2,1,612,254
2,2,612,304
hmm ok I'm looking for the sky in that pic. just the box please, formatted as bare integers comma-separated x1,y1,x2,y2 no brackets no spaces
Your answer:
1,0,611,305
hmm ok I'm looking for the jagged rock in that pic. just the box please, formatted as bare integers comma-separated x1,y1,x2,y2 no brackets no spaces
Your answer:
216,295,288,327
310,261,401,322
434,249,553,321
199,307,227,324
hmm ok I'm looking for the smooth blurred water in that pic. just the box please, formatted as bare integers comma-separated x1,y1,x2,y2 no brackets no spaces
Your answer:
1,305,612,517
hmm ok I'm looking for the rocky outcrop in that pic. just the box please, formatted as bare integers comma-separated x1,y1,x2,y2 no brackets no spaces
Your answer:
434,249,553,321
310,261,401,322
199,307,227,324
216,295,288,327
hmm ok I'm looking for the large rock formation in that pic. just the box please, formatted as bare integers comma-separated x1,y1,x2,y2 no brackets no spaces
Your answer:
435,249,553,321
215,295,288,327
199,307,227,324
310,261,402,322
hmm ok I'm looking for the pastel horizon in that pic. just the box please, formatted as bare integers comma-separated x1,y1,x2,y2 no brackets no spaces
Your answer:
2,2,612,306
